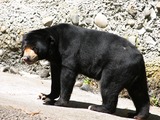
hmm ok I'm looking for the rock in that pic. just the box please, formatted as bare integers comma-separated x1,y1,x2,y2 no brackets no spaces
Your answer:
79,21,87,27
128,35,136,46
136,20,143,29
150,8,156,19
137,24,143,30
85,18,93,25
157,43,160,52
145,26,153,32
9,67,19,74
70,14,79,25
143,7,151,19
80,83,90,92
135,38,141,47
42,17,53,27
94,13,108,28
10,34,16,39
0,26,7,33
156,2,160,13
75,81,83,87
1,66,10,72
144,35,156,46
0,49,4,56
39,60,50,66
127,3,137,17
40,69,50,78
127,19,135,27
138,28,146,35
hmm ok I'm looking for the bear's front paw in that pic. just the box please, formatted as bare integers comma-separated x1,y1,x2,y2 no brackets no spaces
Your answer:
38,93,55,104
38,93,50,101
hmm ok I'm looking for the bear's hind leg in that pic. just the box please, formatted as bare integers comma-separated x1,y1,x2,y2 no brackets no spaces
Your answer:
89,71,123,114
127,79,150,120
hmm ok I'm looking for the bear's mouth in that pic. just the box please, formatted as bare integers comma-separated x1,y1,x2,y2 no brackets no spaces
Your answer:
22,56,38,65
22,47,38,65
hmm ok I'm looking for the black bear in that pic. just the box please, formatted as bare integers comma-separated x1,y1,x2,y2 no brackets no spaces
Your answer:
21,23,150,120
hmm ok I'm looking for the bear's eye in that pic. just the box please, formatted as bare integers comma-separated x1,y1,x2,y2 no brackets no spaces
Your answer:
32,47,38,54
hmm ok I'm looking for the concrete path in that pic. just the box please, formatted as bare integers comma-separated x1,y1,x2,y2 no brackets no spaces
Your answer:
0,72,160,120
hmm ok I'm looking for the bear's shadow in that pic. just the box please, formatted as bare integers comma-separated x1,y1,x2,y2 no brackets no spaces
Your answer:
45,100,160,120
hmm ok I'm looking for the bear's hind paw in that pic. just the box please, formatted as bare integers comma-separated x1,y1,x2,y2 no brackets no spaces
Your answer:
128,112,148,120
88,105,115,114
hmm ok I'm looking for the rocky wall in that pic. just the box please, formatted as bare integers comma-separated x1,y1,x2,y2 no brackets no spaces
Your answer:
0,0,160,106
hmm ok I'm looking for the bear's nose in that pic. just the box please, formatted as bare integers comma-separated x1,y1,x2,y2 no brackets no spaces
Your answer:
22,56,30,62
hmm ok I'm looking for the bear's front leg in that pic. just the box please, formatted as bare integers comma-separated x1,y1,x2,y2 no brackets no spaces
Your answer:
54,67,77,106
39,63,61,104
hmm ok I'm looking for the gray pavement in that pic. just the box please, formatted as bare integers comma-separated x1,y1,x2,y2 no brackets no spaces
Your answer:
0,72,160,120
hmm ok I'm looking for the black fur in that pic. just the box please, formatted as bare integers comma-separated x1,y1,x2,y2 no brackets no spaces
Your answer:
22,24,150,119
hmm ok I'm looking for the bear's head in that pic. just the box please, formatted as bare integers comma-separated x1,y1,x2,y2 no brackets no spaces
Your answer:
21,29,54,65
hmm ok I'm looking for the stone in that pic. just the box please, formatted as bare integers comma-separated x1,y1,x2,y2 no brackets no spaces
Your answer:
79,21,87,27
0,49,4,56
144,35,156,46
0,26,7,33
145,26,153,32
1,66,10,72
40,69,50,78
156,2,160,13
75,81,83,87
9,67,19,74
157,44,160,52
39,60,50,66
94,13,108,28
10,34,16,39
138,28,146,35
135,38,141,48
150,8,156,20
71,14,79,25
128,35,136,46
85,18,93,25
80,83,90,92
127,3,137,17
136,20,143,29
127,19,135,27
42,17,53,27
143,7,151,19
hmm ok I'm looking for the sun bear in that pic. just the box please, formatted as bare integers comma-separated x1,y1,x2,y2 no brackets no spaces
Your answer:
21,23,150,120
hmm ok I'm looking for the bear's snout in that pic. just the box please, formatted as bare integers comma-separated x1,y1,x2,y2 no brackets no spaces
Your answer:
22,47,38,65
22,56,31,62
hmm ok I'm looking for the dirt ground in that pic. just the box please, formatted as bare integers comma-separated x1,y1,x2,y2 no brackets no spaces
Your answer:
0,72,160,120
